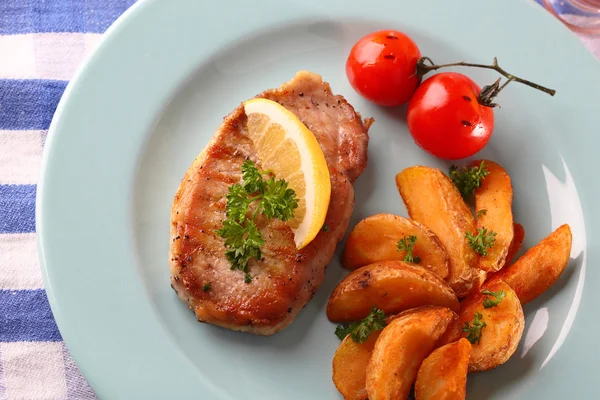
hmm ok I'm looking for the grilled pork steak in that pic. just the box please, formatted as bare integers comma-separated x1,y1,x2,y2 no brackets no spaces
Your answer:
169,71,372,335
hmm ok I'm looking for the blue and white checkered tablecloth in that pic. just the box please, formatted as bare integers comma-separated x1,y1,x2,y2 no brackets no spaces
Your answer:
0,1,598,399
0,1,136,399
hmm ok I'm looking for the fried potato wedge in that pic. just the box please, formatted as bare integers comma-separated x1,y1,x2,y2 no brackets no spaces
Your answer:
459,280,524,372
332,307,459,400
387,305,461,348
473,160,514,272
341,213,449,278
396,166,478,297
366,306,458,400
326,261,459,322
490,224,572,305
332,331,382,400
504,223,525,267
415,338,471,400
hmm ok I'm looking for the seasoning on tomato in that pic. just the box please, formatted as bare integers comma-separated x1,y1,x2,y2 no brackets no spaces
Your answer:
407,72,495,160
346,30,421,107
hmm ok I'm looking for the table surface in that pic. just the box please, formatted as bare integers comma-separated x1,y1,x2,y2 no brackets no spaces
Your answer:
0,1,598,399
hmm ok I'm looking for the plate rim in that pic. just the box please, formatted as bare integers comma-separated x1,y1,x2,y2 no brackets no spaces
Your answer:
37,0,600,398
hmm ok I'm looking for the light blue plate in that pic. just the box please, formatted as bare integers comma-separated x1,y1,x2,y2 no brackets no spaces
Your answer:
37,0,600,398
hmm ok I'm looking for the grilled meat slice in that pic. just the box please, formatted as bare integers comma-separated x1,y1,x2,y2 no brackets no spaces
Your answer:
169,71,372,335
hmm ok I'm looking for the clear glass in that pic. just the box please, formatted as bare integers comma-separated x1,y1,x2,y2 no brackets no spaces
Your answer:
543,0,600,33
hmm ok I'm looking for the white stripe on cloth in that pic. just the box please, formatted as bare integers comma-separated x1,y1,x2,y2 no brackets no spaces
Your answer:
0,33,102,80
0,233,43,290
0,342,67,400
0,343,6,400
61,344,97,399
0,130,44,185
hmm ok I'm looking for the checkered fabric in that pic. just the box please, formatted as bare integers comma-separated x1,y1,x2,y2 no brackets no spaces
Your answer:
0,2,135,399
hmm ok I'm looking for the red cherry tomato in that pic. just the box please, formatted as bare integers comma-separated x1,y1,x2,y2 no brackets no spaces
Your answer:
346,30,421,106
407,72,495,160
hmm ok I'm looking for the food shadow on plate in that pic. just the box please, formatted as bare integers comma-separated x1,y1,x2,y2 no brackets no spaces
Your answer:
379,103,408,124
350,154,378,224
467,352,537,399
528,253,579,310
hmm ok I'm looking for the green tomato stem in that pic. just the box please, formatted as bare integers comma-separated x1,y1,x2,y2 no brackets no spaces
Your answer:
416,56,556,108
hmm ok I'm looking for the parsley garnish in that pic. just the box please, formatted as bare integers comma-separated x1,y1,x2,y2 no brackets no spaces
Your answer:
476,209,487,219
397,235,421,264
335,307,387,343
449,161,490,198
202,282,212,292
463,312,487,344
216,160,299,283
482,289,506,308
466,227,497,256
322,224,329,232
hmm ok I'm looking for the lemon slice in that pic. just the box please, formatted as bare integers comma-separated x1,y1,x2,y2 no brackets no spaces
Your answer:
243,98,331,249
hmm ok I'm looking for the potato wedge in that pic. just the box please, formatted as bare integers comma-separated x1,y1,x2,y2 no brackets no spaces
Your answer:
341,213,450,278
396,166,478,297
415,338,471,400
504,223,525,269
326,261,459,322
332,331,382,400
490,224,572,304
473,160,514,272
458,280,524,372
387,305,461,348
332,306,460,400
366,306,458,400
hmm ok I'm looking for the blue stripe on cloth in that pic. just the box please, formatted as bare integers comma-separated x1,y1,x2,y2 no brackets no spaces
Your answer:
0,289,62,342
0,185,36,233
0,80,67,130
0,0,137,35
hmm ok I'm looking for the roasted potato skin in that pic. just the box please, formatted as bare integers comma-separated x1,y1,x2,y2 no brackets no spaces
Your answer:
489,224,571,304
471,268,488,294
387,305,461,348
415,338,471,400
396,166,478,297
504,223,525,267
459,280,524,372
366,306,458,400
435,316,462,348
332,331,382,400
326,261,459,323
341,213,450,279
473,160,514,272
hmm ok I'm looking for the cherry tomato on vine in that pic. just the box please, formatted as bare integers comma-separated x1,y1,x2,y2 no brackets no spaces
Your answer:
346,30,421,106
407,72,495,160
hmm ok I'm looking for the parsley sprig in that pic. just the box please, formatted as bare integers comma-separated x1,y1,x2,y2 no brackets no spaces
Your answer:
482,289,506,308
216,160,299,283
466,227,497,256
397,235,421,264
463,312,487,344
449,161,490,198
335,307,387,344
